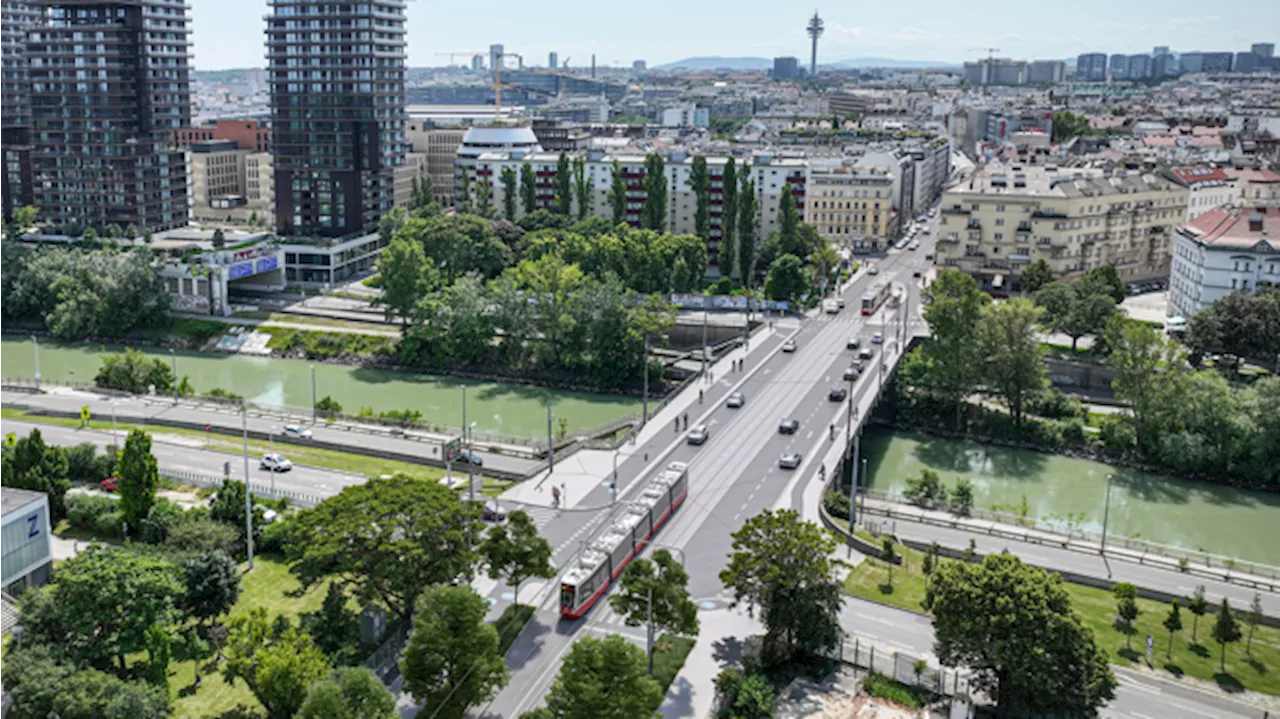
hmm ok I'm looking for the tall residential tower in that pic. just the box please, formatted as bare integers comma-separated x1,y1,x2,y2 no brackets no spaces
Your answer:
266,0,408,237
24,0,192,232
1,0,37,219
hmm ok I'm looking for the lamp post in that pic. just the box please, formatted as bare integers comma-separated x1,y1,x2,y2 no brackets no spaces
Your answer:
701,294,709,376
642,333,650,424
641,544,686,675
848,432,860,531
310,364,317,422
111,401,118,450
611,452,619,504
1100,473,1114,552
241,404,255,570
468,420,478,504
169,349,178,404
32,335,41,390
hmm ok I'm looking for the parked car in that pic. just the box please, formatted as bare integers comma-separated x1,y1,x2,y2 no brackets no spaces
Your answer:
100,476,119,492
782,339,798,353
726,391,746,408
778,418,799,435
828,386,848,402
779,452,803,469
260,453,293,472
282,424,312,439
482,498,507,522
687,424,710,445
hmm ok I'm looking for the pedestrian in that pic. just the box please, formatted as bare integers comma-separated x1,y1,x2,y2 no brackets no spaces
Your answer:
699,389,704,404
551,485,560,507
682,412,689,429
561,483,567,506
644,452,648,462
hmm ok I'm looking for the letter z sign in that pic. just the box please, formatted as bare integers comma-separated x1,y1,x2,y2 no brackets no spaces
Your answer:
27,513,41,538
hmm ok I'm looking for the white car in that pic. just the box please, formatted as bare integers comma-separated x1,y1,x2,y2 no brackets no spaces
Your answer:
255,505,279,524
282,424,312,439
260,453,293,472
868,266,880,275
824,300,840,314
782,339,797,353
871,332,884,344
687,424,710,445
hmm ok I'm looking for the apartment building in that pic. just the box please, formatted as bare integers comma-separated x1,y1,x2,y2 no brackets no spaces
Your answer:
1159,166,1238,221
804,163,897,253
1227,168,1280,207
393,152,428,208
935,164,1186,293
188,140,274,224
1,0,37,219
1169,207,1280,318
406,123,466,206
173,120,271,153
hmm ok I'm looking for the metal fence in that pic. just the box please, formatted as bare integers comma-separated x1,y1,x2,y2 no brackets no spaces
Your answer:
828,635,972,700
859,487,1280,582
160,467,324,508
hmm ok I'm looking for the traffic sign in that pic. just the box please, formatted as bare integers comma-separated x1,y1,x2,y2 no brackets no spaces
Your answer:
443,437,463,462
80,405,91,423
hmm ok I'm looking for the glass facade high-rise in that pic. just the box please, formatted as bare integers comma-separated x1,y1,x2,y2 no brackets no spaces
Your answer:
24,0,191,233
267,0,407,238
1,0,38,219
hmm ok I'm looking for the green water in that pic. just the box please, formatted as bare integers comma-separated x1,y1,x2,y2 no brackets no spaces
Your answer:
1,337,641,438
860,428,1280,565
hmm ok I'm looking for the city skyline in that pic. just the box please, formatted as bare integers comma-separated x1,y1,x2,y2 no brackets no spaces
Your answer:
187,0,1278,71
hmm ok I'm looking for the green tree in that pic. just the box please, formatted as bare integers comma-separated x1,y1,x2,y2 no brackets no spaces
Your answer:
950,478,974,516
922,269,989,428
93,348,174,394
555,152,572,216
300,583,362,665
1246,592,1263,655
2,428,71,519
1185,290,1280,367
608,549,699,674
737,176,759,285
903,468,944,507
689,155,710,242
1106,320,1186,451
316,395,343,415
480,509,555,607
22,544,181,674
776,184,801,257
1050,110,1092,143
808,240,840,297
719,509,843,666
395,213,509,283
4,204,38,238
539,634,662,719
1163,600,1182,660
607,160,627,224
500,166,518,221
641,153,667,231
298,668,398,719
211,228,226,248
1034,282,1116,351
924,553,1116,718
458,166,473,214
572,155,591,220
474,180,494,219
713,667,774,719
520,162,538,216
881,537,898,588
378,206,408,244
284,476,480,619
1083,264,1127,303
375,234,436,324
1112,582,1140,650
223,608,331,719
180,549,241,630
116,428,160,530
1020,259,1054,293
764,253,807,303
978,298,1047,424
1211,598,1242,671
721,158,739,278
1187,585,1209,643
400,584,508,719
1,646,170,719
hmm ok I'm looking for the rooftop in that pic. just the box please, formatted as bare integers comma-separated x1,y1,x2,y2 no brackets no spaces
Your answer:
1180,207,1280,250
946,162,1169,198
2,487,47,517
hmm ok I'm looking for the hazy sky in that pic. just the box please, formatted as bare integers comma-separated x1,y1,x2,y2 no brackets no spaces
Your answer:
192,0,1277,70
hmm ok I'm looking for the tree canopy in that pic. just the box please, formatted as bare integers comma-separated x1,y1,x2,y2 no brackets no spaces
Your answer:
481,508,555,606
222,608,331,719
536,634,663,719
924,553,1116,717
400,584,509,719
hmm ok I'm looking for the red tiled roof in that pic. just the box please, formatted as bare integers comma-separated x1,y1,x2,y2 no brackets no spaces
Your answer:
1169,166,1231,184
1226,169,1280,183
1142,136,1177,147
1181,207,1280,249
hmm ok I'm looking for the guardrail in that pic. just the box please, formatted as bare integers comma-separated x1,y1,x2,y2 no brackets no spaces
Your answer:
824,634,973,701
160,467,324,508
857,487,1280,585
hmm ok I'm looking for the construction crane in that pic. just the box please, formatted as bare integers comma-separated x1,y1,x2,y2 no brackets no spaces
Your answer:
434,51,483,66
493,52,521,118
969,47,1001,63
967,48,1001,87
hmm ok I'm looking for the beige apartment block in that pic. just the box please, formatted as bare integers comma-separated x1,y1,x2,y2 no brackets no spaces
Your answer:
804,163,897,253
935,164,1185,292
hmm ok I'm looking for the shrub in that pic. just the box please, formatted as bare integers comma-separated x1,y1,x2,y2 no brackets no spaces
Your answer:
822,491,850,520
94,348,173,394
64,443,104,483
1059,417,1088,447
1026,388,1080,420
206,387,245,402
66,494,118,531
315,396,343,415
902,469,944,507
1098,414,1136,455
139,499,186,544
165,517,241,554
94,509,126,538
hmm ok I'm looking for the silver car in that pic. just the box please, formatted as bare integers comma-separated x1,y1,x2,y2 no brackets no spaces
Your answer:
687,424,709,445
779,452,803,469
282,424,312,439
782,339,797,353
726,392,746,408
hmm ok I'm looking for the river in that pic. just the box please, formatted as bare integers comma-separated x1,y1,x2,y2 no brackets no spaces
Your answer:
1,337,641,439
859,428,1280,566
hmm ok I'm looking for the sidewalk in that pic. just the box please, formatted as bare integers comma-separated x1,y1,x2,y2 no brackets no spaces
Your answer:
501,324,787,511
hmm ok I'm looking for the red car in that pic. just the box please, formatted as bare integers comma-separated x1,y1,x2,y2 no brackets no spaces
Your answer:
100,476,119,492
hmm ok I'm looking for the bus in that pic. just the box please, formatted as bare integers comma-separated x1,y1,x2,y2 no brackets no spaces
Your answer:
861,282,891,315
559,462,690,619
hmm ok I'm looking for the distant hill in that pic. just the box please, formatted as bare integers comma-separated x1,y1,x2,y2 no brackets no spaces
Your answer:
654,57,774,71
829,57,959,69
654,56,959,71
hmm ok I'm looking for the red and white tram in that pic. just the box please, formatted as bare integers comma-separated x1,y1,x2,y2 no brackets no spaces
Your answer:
558,461,689,618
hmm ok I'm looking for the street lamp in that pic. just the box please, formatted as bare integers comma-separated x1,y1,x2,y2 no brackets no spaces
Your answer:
111,400,118,450
611,452,619,505
1100,473,1114,552
468,420,478,504
269,426,276,455
641,543,686,675
310,364,317,422
31,335,40,390
169,349,178,404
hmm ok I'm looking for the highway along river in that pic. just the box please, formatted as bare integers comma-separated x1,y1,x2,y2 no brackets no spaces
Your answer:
860,428,1280,566
1,337,641,438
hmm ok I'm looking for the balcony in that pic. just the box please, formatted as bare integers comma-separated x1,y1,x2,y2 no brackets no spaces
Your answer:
941,205,970,216
1017,221,1032,232
967,219,981,229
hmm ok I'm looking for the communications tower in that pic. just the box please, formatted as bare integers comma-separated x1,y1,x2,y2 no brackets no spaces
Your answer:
806,10,824,76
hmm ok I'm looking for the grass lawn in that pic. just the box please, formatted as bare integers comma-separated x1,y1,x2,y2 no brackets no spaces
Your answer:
173,556,333,718
494,603,536,656
842,541,1280,696
862,670,929,709
3,407,445,482
652,633,697,696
